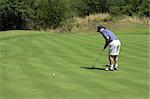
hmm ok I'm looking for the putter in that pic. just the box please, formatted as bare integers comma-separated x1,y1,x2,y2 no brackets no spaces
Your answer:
92,50,104,67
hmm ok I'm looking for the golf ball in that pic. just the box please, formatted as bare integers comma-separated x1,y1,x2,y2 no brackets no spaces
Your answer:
52,73,56,76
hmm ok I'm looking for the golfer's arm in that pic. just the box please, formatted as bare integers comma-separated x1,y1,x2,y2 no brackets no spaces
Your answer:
104,39,109,49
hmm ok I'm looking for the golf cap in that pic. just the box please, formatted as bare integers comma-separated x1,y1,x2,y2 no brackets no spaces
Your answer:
97,25,106,32
97,25,106,29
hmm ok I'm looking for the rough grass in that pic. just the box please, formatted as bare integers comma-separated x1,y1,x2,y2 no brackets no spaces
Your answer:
0,25,149,99
118,16,150,25
58,13,149,32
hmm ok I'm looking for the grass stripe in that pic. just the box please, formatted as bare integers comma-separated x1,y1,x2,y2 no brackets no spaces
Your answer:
0,31,148,99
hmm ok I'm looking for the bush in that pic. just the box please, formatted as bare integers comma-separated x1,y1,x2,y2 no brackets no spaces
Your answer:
0,0,36,30
108,0,149,17
34,0,72,30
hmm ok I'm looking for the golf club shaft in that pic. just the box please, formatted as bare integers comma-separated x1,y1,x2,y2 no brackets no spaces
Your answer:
93,50,104,66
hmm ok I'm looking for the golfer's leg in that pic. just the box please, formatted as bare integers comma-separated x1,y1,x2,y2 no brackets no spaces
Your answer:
114,56,119,69
114,40,121,70
106,55,114,70
109,55,115,70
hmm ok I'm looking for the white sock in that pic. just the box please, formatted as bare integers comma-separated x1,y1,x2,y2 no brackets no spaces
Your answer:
110,64,114,69
115,64,118,68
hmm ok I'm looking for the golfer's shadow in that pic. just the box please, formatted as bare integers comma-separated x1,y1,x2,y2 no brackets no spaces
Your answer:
80,66,105,71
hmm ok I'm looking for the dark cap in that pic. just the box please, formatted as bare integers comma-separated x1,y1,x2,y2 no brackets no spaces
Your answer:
97,25,105,29
97,25,106,32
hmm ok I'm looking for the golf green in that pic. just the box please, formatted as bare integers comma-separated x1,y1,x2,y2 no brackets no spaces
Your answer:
0,29,149,99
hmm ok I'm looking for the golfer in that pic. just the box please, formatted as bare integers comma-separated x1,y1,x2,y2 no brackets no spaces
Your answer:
97,25,121,71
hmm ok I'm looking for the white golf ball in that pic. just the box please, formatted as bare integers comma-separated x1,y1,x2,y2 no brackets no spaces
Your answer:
52,73,56,76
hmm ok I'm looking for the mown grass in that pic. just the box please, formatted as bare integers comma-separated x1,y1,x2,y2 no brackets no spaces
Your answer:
0,25,149,99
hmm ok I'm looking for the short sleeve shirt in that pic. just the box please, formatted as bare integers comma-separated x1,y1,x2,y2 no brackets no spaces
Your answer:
100,29,117,41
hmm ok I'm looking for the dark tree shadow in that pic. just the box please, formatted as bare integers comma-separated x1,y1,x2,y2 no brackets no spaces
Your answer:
80,66,105,71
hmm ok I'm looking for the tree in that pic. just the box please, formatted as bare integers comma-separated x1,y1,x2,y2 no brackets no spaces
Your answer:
69,0,108,17
136,0,149,17
35,0,71,29
107,0,149,17
0,0,36,30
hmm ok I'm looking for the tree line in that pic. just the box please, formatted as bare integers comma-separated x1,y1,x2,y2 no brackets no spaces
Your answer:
0,0,149,30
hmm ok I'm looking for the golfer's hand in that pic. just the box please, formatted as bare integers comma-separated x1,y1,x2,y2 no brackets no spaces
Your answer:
103,47,106,50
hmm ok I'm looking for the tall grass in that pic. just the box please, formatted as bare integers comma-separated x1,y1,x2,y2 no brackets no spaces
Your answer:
58,13,112,32
53,13,149,32
118,16,150,25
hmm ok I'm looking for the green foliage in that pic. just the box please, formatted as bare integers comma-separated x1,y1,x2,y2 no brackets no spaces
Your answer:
108,0,149,17
70,0,149,17
0,0,36,30
70,0,107,17
137,0,150,17
35,0,72,29
0,0,149,30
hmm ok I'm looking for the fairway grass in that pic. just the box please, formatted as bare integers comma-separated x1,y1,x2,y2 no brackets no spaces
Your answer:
0,29,149,99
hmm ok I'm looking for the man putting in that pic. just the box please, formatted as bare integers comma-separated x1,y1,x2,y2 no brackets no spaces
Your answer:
97,25,121,71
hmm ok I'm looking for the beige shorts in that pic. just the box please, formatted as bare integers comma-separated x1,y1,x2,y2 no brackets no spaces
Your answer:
108,39,121,55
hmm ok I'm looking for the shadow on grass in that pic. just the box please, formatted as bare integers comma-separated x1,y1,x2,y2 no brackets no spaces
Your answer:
80,66,105,71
